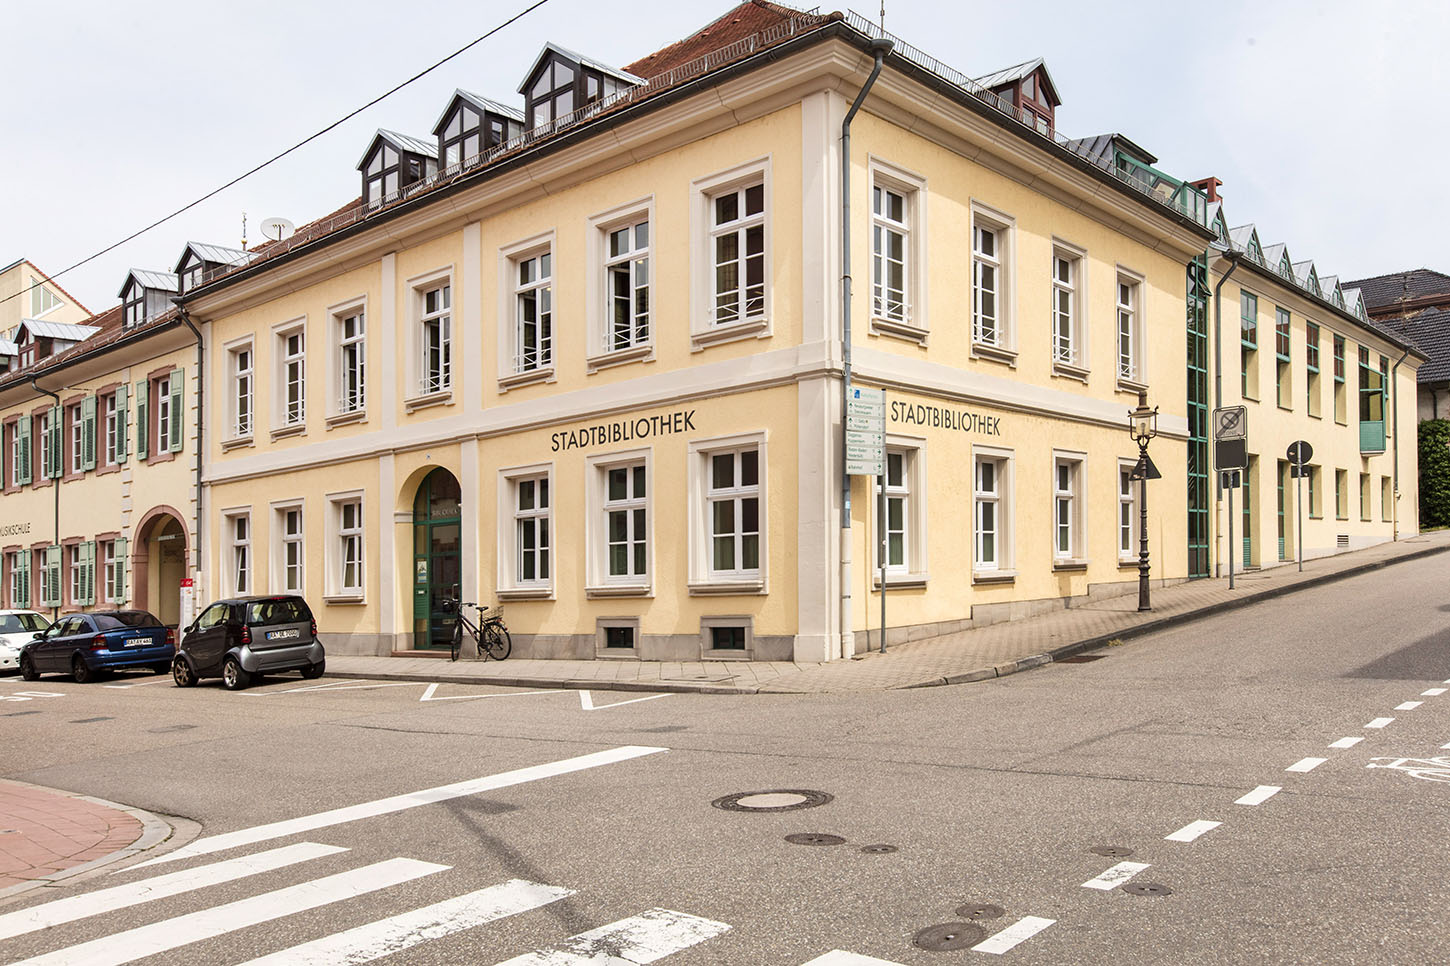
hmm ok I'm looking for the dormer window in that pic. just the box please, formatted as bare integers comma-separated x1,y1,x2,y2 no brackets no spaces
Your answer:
358,131,438,209
123,284,145,327
365,144,400,206
177,253,204,295
519,45,641,130
976,58,1059,138
433,91,524,167
529,59,577,126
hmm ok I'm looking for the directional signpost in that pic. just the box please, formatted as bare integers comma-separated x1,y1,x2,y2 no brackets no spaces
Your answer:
846,387,888,653
1286,440,1313,573
1214,406,1249,589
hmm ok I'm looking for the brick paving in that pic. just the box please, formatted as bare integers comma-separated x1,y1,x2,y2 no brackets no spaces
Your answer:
0,782,144,891
327,531,1450,695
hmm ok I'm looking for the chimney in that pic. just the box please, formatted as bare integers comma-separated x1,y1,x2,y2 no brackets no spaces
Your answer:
1190,177,1222,203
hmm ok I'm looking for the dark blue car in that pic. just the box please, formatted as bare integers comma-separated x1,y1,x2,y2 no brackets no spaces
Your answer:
19,611,174,683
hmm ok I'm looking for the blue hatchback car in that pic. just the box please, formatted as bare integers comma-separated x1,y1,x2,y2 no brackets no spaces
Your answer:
19,611,174,683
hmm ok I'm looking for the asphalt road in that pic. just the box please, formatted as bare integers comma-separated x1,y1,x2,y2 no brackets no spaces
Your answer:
0,552,1447,965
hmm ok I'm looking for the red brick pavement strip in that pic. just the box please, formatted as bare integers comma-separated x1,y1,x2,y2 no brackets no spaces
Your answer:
0,781,174,901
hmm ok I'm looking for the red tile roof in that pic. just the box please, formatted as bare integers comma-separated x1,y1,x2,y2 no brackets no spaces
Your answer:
624,1,831,79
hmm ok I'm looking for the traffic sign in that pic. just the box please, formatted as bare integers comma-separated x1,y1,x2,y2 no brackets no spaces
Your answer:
1215,438,1247,471
1291,463,1311,478
1213,406,1247,441
1129,452,1162,481
846,387,885,476
1286,440,1313,465
1220,470,1241,489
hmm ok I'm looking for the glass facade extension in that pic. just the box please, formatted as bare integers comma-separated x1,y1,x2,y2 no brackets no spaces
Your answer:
1185,256,1210,579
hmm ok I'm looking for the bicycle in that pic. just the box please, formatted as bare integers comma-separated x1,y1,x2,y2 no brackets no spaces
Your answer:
444,599,512,662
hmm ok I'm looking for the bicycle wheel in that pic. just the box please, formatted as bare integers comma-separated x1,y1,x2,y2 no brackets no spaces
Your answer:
451,619,462,662
482,625,512,661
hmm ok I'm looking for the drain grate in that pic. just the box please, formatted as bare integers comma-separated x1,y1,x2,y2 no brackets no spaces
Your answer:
859,844,898,854
1122,882,1174,897
713,789,833,813
1090,845,1135,858
955,903,1004,920
913,922,986,951
784,833,846,847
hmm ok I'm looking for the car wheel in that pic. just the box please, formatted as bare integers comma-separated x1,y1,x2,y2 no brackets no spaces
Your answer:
221,655,250,691
300,658,325,680
72,656,94,684
19,654,38,682
172,657,197,688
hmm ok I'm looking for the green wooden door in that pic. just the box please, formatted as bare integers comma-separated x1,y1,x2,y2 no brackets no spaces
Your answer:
1242,458,1253,567
412,468,462,650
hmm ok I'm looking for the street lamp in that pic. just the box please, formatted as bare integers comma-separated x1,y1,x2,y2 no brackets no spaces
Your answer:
1128,390,1158,612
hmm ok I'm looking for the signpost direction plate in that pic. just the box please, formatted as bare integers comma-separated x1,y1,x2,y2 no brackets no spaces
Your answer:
846,387,886,476
1214,406,1247,441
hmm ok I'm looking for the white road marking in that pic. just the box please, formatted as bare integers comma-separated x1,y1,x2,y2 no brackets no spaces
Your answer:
9,858,448,966
1365,717,1394,729
579,690,672,711
11,691,64,698
419,683,566,702
102,678,175,689
1329,736,1364,749
1396,701,1423,711
1235,785,1281,806
1286,757,1327,773
800,953,906,965
1081,861,1150,890
1165,820,1221,843
134,745,667,868
0,843,346,941
1442,742,1450,750
250,680,419,697
972,916,1056,955
1422,688,1447,697
238,879,574,966
494,907,731,964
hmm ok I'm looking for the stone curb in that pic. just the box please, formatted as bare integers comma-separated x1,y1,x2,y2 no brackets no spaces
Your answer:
321,668,761,696
0,780,192,903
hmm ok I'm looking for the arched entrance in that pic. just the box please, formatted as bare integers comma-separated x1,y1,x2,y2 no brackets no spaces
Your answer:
133,508,188,629
412,468,462,650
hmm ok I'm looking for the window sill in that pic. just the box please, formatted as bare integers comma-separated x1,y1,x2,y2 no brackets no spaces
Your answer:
221,435,254,452
498,367,555,392
270,423,306,442
404,389,453,412
1052,362,1090,383
95,464,120,477
872,572,928,589
702,648,754,661
586,344,653,373
322,593,365,605
971,342,1017,367
688,578,766,596
61,472,84,484
1052,559,1088,572
586,583,653,599
146,452,177,465
1116,377,1148,395
1308,412,1323,420
972,569,1016,585
1276,404,1294,413
325,410,367,429
691,316,769,351
496,586,553,601
869,316,928,345
1118,557,1140,569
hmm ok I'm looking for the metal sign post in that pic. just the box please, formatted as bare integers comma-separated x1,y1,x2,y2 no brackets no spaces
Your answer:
1213,406,1249,585
1286,441,1313,574
1220,469,1240,589
846,387,887,654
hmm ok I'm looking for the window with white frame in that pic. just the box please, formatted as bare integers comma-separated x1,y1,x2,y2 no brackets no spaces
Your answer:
156,375,173,453
514,251,553,373
1118,461,1138,560
873,446,926,577
1051,248,1082,367
9,423,21,486
1117,274,1142,383
974,449,1013,572
328,496,364,598
68,404,83,475
9,551,28,607
102,540,121,603
605,220,649,352
68,544,82,605
1052,455,1084,561
230,344,253,438
277,505,303,594
227,513,251,596
707,447,760,578
972,216,1009,348
710,181,766,327
604,461,647,581
104,393,119,466
420,283,451,394
38,410,53,480
278,326,305,426
338,311,365,414
872,186,908,323
513,474,551,586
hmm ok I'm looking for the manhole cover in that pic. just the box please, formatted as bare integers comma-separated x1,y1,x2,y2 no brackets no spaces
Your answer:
1122,882,1173,897
859,844,898,854
1090,845,1135,858
713,789,833,813
784,833,846,847
913,922,986,951
955,903,1004,920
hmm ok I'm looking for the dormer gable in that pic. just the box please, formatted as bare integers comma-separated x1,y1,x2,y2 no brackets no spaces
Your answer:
973,57,1060,136
12,318,101,369
174,242,254,296
1261,243,1294,281
518,43,642,129
1292,261,1320,296
1229,224,1263,265
357,129,438,209
118,269,179,329
431,90,525,169
1207,203,1229,246
1320,275,1344,308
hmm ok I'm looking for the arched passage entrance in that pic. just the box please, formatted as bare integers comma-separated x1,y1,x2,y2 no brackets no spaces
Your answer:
133,507,188,629
412,468,462,650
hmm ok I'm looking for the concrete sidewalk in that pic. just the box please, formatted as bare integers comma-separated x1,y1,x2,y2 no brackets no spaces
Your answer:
327,530,1450,695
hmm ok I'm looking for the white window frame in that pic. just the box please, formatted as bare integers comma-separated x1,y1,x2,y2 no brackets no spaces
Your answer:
272,500,305,595
1118,458,1140,563
325,491,365,602
326,296,368,424
973,445,1015,578
224,337,255,444
1052,451,1087,564
1116,268,1147,389
38,410,52,480
101,540,120,604
406,267,454,408
690,158,773,349
873,437,928,586
496,233,555,390
496,463,554,599
222,510,251,597
585,449,653,597
687,432,768,594
868,157,928,341
1050,240,1088,376
156,376,172,453
970,202,1016,360
103,393,119,466
271,318,306,434
67,544,82,606
9,551,27,608
68,404,83,475
586,198,655,371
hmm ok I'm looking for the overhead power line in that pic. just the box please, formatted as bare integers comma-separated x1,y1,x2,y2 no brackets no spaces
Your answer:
2,0,553,310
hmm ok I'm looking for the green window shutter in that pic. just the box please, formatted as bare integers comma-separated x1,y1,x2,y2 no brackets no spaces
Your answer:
135,381,149,460
168,368,184,454
81,397,97,471
42,547,59,607
114,536,128,603
82,542,95,606
18,417,30,485
115,385,129,463
48,406,60,479
18,552,29,606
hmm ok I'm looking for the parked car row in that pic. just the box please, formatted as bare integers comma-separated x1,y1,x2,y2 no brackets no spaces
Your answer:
4,595,326,691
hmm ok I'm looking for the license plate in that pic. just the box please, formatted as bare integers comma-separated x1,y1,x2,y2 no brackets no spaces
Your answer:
266,629,300,642
124,637,150,648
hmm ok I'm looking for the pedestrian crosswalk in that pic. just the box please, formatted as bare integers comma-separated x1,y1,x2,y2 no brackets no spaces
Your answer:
0,841,1052,964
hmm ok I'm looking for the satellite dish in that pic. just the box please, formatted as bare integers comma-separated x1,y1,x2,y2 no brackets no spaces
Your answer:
259,217,295,241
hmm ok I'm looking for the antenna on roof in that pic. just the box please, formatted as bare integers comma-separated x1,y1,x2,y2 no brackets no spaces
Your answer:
241,212,248,251
260,217,296,242
879,0,886,35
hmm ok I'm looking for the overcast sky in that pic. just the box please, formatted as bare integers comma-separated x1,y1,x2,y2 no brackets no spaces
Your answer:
3,0,1444,315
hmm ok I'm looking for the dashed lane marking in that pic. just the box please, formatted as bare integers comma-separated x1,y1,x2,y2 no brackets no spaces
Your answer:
972,916,1056,956
1235,785,1281,806
579,690,672,711
1330,737,1364,749
1165,820,1221,843
1081,861,1150,891
1396,701,1423,711
1365,718,1395,729
800,953,906,965
493,907,731,965
1286,757,1327,773
1423,688,1447,697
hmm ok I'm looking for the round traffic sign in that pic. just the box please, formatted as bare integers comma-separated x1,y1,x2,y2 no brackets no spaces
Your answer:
1286,440,1313,465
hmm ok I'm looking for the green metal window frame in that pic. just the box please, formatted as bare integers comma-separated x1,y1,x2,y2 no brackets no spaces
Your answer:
1186,257,1210,579
1333,334,1346,383
1274,307,1290,361
1305,322,1320,373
